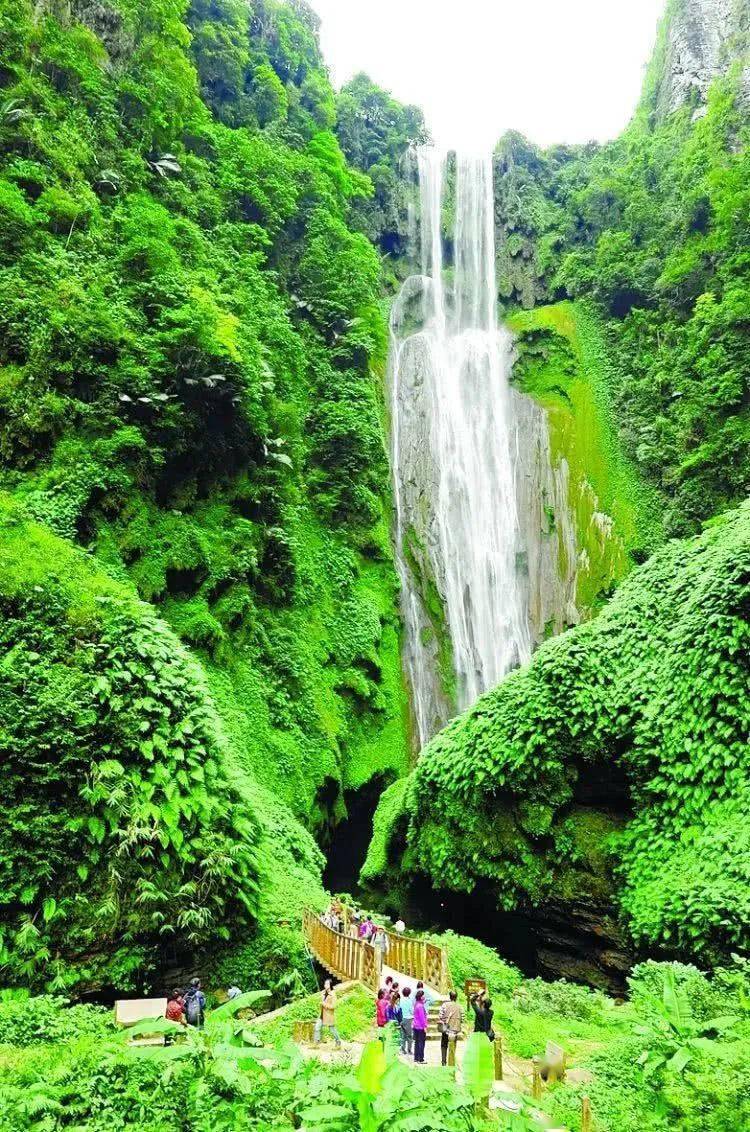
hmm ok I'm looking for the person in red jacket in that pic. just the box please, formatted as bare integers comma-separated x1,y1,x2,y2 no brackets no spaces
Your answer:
376,987,388,1035
164,989,185,1044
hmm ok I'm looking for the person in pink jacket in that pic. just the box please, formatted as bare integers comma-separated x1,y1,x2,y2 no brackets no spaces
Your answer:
412,989,428,1063
376,988,388,1035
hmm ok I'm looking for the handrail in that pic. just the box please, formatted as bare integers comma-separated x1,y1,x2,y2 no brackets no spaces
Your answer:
303,909,379,990
303,909,452,995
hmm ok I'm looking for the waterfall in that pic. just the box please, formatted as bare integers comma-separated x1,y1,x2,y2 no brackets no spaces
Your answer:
390,148,532,748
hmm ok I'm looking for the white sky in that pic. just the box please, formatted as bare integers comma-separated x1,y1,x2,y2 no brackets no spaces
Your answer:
312,0,665,149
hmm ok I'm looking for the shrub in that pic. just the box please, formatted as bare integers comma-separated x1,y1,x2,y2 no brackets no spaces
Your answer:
0,993,113,1047
512,977,611,1024
425,931,522,1000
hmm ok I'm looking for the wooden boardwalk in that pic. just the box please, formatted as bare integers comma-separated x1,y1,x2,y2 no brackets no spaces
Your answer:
302,909,451,994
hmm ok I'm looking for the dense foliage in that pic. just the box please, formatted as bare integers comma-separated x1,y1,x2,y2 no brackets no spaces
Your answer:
2,955,750,1131
0,502,260,990
335,72,427,276
366,503,750,962
0,0,416,987
495,37,750,536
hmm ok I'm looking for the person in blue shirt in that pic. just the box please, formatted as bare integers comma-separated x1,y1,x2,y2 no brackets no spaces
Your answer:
400,985,414,1054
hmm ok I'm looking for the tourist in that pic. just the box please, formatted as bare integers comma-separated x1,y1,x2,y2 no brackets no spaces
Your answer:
380,974,393,995
470,991,494,1040
386,990,402,1027
400,985,414,1055
413,989,428,1064
227,985,242,1001
183,978,206,1028
165,989,185,1025
376,987,388,1036
372,925,389,969
313,979,342,1048
416,979,432,1009
359,916,374,941
438,990,463,1066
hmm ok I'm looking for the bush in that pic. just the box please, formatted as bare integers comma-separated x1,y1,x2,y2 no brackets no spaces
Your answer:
0,993,112,1047
378,503,750,964
512,977,611,1024
425,931,522,1000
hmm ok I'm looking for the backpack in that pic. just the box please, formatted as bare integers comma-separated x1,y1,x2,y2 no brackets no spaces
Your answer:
184,989,203,1025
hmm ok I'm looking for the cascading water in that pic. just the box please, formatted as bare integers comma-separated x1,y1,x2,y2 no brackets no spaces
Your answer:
390,148,532,748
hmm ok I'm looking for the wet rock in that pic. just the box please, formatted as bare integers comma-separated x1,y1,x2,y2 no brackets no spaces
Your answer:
652,0,748,120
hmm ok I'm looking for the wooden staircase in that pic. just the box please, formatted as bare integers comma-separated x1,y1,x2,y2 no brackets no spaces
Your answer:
303,909,452,996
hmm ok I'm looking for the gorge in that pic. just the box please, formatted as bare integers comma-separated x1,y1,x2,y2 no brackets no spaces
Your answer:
0,0,749,1126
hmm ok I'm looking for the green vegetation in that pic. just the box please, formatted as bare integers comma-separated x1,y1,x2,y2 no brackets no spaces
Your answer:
335,72,427,284
369,503,750,962
0,0,748,1127
2,954,750,1131
0,0,417,988
509,300,661,611
0,500,261,990
496,37,750,537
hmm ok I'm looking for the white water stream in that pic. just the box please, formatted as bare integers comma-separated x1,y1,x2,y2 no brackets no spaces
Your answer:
390,148,533,748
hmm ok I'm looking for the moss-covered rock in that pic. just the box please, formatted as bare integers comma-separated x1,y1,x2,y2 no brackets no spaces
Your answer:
509,300,663,615
0,500,262,988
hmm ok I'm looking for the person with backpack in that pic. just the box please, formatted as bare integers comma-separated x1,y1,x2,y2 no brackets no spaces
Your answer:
313,979,342,1048
413,989,428,1064
183,978,206,1028
385,989,403,1027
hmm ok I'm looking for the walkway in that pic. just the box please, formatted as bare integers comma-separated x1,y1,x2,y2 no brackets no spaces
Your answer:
303,908,451,995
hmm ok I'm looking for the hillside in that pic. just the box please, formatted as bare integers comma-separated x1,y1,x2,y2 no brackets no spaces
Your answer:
0,0,425,990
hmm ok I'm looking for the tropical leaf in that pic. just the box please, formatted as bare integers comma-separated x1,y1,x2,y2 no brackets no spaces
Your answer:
204,989,271,1029
355,1040,386,1096
666,1046,692,1073
462,1032,494,1101
661,967,689,1034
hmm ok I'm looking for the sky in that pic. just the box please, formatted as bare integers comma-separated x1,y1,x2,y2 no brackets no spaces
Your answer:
312,0,666,149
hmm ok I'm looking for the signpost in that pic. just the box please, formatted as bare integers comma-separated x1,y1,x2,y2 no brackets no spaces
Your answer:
464,977,487,1007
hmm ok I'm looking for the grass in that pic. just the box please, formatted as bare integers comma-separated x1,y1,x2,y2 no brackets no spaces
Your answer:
252,983,375,1046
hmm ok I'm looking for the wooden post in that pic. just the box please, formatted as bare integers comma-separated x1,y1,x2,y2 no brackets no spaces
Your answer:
494,1036,503,1081
447,1038,456,1067
581,1095,592,1132
532,1056,542,1100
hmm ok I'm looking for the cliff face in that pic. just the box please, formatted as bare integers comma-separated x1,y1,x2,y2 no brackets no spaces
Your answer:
647,0,750,119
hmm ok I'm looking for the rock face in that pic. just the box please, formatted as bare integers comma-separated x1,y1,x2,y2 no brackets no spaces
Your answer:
652,0,750,119
512,390,580,644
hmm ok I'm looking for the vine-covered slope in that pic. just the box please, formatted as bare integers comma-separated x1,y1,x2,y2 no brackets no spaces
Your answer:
365,503,750,966
0,0,423,988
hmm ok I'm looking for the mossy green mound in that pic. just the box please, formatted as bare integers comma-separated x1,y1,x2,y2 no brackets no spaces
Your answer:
509,300,662,614
0,501,262,988
365,502,750,963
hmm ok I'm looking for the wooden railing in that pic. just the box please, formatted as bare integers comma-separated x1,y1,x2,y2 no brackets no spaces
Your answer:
303,909,451,995
303,910,379,989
